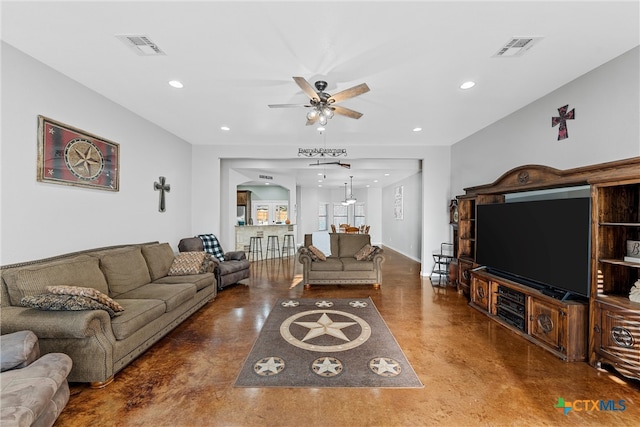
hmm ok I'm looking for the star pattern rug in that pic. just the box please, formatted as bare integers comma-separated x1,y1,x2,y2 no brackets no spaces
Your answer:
234,298,423,388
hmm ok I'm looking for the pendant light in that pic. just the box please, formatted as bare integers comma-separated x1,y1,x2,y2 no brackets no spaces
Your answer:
341,182,350,206
346,176,357,204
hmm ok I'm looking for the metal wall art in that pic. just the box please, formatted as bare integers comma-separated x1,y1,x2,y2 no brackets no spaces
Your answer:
298,148,347,157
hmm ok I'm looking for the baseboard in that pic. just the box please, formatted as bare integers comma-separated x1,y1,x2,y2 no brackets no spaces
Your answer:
380,244,421,263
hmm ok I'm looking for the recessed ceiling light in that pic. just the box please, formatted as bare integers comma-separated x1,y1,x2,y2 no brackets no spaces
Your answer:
220,126,230,131
318,184,323,187
413,127,422,132
373,180,379,183
168,80,184,89
384,173,390,176
317,179,323,183
460,81,476,90
317,173,323,176
264,182,270,185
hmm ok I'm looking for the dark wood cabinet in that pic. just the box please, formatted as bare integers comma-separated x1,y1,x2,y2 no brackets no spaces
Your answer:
458,157,640,372
589,180,640,380
471,270,587,361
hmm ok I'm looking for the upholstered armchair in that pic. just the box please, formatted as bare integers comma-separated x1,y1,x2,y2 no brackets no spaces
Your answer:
178,235,250,290
1,331,72,427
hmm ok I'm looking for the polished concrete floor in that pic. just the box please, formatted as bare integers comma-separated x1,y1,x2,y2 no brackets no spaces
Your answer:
59,248,639,426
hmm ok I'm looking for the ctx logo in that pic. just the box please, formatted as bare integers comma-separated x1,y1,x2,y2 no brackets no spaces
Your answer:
554,397,627,415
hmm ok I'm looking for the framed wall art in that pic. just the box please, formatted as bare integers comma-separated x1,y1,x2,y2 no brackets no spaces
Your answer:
37,116,119,191
394,185,403,220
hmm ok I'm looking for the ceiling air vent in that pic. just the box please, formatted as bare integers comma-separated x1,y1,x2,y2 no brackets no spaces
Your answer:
493,37,543,58
115,34,165,56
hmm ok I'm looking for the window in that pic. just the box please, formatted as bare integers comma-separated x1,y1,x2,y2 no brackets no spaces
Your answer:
354,203,365,227
333,203,348,227
318,203,328,231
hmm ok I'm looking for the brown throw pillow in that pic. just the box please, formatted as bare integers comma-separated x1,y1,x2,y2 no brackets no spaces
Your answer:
168,252,208,276
46,285,124,312
354,244,376,261
308,245,327,261
21,294,120,318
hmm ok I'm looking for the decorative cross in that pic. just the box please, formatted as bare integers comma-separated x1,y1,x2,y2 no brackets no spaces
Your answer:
154,176,170,212
551,104,575,141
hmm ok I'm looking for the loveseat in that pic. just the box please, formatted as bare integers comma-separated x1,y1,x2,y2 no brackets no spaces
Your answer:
298,233,384,288
1,330,72,427
178,235,250,290
0,242,216,387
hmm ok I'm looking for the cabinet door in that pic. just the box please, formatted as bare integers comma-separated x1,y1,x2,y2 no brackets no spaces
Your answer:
596,303,640,367
528,298,564,353
471,275,490,312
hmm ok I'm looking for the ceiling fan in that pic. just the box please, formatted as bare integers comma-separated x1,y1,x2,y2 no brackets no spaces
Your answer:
309,160,351,169
269,77,369,126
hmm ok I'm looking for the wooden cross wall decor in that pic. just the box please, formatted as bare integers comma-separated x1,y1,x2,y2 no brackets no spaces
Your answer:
154,176,170,212
551,104,575,141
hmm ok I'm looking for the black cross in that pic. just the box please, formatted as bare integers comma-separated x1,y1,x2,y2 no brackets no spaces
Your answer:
154,176,170,212
551,105,575,141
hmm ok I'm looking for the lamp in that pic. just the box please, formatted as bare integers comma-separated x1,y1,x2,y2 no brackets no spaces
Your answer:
341,182,350,206
346,176,357,204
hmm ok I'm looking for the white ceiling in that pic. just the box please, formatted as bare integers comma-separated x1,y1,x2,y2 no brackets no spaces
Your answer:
2,1,638,188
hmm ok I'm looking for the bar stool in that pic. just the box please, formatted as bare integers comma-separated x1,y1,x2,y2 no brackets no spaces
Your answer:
282,234,295,257
266,235,281,259
248,236,263,261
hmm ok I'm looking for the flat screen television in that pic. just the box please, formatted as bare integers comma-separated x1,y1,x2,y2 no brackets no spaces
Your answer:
476,197,591,299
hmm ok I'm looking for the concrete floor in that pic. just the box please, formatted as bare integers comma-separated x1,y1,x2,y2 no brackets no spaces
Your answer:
58,249,640,426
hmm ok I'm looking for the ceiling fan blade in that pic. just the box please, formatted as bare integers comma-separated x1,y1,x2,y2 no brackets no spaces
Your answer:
293,76,320,102
340,163,351,169
268,104,312,108
332,105,363,120
328,83,370,104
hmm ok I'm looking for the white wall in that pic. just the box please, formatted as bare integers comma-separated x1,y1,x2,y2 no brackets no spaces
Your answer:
451,47,640,196
0,43,194,264
382,172,422,261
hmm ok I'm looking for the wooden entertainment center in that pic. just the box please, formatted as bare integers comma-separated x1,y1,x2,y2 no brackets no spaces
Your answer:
456,157,640,379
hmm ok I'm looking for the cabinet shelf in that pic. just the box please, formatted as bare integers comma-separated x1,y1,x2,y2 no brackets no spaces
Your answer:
596,294,640,310
600,258,640,268
599,222,640,227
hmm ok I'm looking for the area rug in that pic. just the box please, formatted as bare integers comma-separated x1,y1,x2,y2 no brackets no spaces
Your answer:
234,298,423,388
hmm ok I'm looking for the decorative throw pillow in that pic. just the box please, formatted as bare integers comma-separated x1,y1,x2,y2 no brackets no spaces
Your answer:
354,244,376,261
168,252,208,276
366,246,382,261
21,294,120,318
308,245,327,261
46,285,124,312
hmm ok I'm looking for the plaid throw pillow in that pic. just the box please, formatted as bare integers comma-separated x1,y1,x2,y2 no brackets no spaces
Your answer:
197,234,225,261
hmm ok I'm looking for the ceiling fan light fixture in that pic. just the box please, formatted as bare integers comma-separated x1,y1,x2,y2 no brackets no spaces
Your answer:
307,109,318,120
319,115,328,126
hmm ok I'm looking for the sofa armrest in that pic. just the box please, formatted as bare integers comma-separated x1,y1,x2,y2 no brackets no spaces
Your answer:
1,306,113,339
224,251,246,261
0,330,39,372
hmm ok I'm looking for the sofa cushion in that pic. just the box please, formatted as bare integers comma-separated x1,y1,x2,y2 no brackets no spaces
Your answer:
141,243,175,281
309,258,344,271
46,285,124,313
218,259,251,276
338,234,371,257
168,252,207,276
116,283,196,312
97,247,151,296
3,255,109,306
341,258,375,271
20,294,120,318
153,272,215,291
110,299,166,340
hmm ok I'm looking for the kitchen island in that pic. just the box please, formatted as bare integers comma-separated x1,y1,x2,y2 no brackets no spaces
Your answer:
235,224,296,259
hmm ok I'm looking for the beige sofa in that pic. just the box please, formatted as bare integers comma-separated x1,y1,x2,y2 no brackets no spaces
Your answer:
298,233,384,288
0,242,216,387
